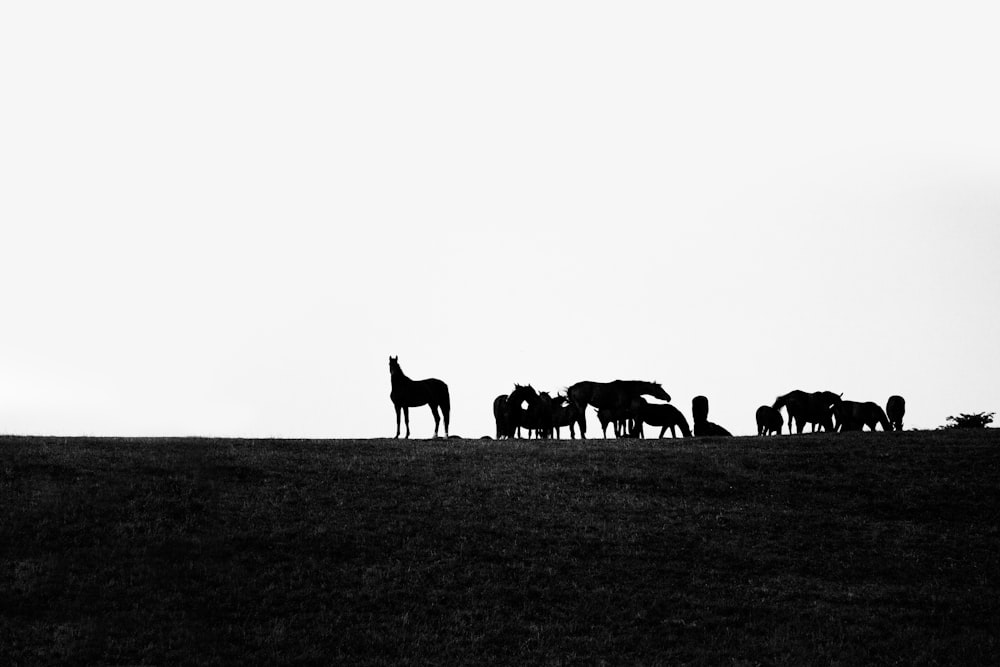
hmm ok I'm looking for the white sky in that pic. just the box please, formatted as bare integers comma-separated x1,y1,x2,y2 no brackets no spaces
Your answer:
2,2,998,437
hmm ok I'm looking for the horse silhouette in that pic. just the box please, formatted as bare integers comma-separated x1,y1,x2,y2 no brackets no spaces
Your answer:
389,356,450,438
692,395,732,437
835,400,892,432
506,384,555,439
596,402,640,438
493,394,514,439
755,405,784,436
567,380,671,439
773,390,841,434
596,406,622,438
886,395,906,431
631,397,691,438
533,391,556,439
550,394,583,439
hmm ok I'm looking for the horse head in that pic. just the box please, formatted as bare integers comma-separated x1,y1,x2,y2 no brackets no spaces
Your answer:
389,356,401,376
509,383,539,408
648,382,672,403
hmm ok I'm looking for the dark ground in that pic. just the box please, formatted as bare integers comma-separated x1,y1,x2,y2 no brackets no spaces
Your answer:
2,429,998,665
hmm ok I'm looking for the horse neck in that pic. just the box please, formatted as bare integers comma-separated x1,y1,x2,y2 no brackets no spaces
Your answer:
390,368,411,389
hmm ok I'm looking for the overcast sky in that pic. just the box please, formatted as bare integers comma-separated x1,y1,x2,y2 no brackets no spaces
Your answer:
2,2,998,438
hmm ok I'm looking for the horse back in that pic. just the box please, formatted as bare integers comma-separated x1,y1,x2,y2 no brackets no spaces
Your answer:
392,376,449,408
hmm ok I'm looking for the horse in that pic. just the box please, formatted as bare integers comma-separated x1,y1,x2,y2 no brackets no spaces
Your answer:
506,384,554,439
886,395,906,431
567,380,671,439
755,405,784,436
631,397,691,438
389,356,450,438
550,395,582,439
533,392,556,439
692,395,732,438
835,400,892,432
595,401,640,438
493,395,514,439
596,406,621,438
773,390,842,434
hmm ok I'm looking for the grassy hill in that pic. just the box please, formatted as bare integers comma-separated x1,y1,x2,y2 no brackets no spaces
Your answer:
2,430,998,664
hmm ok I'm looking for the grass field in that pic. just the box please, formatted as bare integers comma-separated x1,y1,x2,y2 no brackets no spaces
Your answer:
2,429,998,665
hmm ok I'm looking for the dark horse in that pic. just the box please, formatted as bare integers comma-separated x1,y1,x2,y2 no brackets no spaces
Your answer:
755,405,784,436
773,390,841,434
631,397,691,438
506,384,554,439
550,395,582,439
597,404,635,438
493,394,513,439
389,356,450,438
835,400,892,432
886,395,906,431
567,380,671,439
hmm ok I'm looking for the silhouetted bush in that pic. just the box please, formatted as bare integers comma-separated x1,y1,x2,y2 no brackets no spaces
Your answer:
942,412,994,429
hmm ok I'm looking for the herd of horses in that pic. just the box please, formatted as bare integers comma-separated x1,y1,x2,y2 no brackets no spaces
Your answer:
389,356,906,439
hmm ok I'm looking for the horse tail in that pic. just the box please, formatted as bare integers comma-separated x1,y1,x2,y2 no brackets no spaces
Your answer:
440,383,451,432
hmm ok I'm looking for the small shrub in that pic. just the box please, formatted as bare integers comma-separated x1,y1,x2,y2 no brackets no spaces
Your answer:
942,412,995,429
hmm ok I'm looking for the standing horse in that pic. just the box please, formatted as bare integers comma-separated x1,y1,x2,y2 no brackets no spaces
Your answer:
835,400,892,432
389,356,450,438
567,380,671,439
596,406,623,438
505,384,555,439
493,394,514,439
886,395,906,431
773,390,841,434
755,405,784,435
550,395,582,439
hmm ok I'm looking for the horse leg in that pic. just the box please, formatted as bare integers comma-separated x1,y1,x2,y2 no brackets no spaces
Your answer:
430,404,441,438
442,403,450,438
403,407,411,438
394,404,402,439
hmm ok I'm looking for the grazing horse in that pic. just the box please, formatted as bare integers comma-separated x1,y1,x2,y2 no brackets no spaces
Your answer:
389,356,450,438
493,395,514,439
506,384,554,439
692,395,732,437
773,390,841,434
886,395,906,431
631,397,691,438
550,395,582,439
835,400,892,432
567,380,671,439
755,405,784,436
